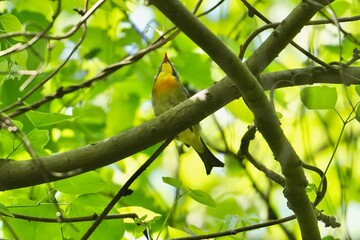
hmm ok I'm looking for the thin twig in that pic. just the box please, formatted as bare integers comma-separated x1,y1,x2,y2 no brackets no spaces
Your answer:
172,215,296,240
239,0,360,69
0,0,105,42
81,138,173,240
6,212,139,223
0,0,62,57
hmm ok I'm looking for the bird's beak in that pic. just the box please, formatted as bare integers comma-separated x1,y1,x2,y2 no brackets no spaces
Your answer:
163,52,169,63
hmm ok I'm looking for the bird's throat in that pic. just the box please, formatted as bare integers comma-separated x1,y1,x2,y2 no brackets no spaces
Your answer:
153,74,178,97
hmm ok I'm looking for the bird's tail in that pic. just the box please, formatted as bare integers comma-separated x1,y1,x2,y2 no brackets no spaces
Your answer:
195,139,224,175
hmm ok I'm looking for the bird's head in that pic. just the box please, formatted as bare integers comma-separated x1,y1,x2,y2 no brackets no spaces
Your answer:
157,53,178,78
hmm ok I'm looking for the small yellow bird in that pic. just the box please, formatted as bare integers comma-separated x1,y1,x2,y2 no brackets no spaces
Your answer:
152,53,224,174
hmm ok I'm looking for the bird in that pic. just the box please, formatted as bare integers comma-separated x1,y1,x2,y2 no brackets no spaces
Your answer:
151,53,224,175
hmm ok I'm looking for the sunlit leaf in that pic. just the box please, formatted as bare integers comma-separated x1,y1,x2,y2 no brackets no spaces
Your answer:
189,189,216,207
64,194,125,240
0,203,14,217
187,224,205,235
168,226,190,238
306,183,318,193
11,50,28,68
321,235,338,240
54,171,105,194
117,206,161,222
224,214,241,229
27,39,48,70
328,0,351,16
162,176,183,188
355,104,360,123
105,90,140,135
26,111,73,128
3,204,60,239
0,14,22,41
355,85,360,97
27,129,50,156
300,86,337,109
226,99,254,123
73,105,106,125
224,214,260,230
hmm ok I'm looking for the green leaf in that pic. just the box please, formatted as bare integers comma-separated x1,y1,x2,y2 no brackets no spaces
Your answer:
300,86,337,109
223,214,260,230
26,111,73,128
0,77,22,107
0,203,14,217
226,99,254,123
0,130,15,158
68,193,113,215
187,224,205,235
0,120,25,158
306,183,318,193
53,171,106,194
73,105,106,125
189,189,216,207
173,51,213,88
224,214,241,229
355,104,360,123
168,226,190,238
4,204,60,239
64,194,125,240
328,1,351,16
162,177,183,188
355,85,360,96
0,14,22,41
11,50,28,68
26,38,48,70
105,90,140,136
117,206,161,222
321,235,338,240
27,129,50,156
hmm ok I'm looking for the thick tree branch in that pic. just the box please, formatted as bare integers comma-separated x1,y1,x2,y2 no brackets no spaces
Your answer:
0,77,240,190
1,64,359,190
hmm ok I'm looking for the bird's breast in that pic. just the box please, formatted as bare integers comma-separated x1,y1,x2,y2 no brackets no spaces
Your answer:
153,74,179,98
152,72,189,115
